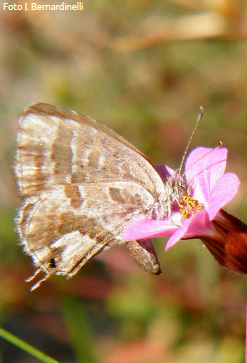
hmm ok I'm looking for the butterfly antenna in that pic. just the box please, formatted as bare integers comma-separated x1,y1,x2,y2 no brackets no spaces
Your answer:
177,106,204,176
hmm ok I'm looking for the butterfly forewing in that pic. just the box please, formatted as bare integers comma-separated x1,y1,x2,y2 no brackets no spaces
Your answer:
15,103,166,289
16,103,165,197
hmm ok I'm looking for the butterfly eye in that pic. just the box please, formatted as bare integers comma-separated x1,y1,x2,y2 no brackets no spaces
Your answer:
177,184,187,198
172,178,188,200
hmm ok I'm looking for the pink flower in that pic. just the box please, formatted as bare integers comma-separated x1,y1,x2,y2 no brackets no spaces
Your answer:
123,147,247,273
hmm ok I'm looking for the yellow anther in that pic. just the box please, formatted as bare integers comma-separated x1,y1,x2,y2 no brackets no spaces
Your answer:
178,196,204,219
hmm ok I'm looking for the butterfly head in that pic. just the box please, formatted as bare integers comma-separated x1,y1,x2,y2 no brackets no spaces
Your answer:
166,174,189,202
165,174,203,220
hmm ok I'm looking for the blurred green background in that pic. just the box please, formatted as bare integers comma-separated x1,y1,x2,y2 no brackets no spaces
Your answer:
1,0,247,362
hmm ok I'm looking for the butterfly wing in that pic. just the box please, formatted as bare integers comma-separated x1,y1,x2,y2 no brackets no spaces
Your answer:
15,103,166,289
16,103,165,197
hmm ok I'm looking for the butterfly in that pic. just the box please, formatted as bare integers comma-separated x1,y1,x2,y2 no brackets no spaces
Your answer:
15,103,189,290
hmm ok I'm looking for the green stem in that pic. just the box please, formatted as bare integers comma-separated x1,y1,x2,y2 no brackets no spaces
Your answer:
0,327,59,363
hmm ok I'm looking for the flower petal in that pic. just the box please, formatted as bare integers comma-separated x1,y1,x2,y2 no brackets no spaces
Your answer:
122,218,178,241
165,209,211,250
207,172,240,220
185,148,228,205
154,165,175,182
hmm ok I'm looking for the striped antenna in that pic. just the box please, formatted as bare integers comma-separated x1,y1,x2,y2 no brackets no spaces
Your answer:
177,106,204,176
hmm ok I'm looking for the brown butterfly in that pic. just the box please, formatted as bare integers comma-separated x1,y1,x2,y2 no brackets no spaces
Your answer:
15,103,189,290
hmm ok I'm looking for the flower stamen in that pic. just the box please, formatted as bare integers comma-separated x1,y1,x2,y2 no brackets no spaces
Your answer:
178,196,204,219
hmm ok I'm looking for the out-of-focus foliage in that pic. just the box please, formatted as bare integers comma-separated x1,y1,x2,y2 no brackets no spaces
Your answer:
0,0,247,362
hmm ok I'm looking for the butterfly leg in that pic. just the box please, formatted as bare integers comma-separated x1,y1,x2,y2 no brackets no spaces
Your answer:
25,268,53,291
